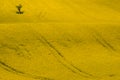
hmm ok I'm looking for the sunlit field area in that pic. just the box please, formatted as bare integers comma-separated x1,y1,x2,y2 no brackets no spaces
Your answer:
0,0,120,80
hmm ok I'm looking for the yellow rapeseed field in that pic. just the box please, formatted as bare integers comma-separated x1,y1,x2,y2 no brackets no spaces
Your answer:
0,0,120,80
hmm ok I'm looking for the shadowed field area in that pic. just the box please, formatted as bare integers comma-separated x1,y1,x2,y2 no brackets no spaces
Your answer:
0,23,120,80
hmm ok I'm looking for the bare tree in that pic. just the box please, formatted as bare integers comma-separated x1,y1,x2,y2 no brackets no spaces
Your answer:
16,4,24,14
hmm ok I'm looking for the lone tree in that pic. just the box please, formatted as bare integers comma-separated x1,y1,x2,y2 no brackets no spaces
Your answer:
16,4,24,14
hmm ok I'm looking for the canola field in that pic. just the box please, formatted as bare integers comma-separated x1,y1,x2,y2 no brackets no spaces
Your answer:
0,0,120,80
